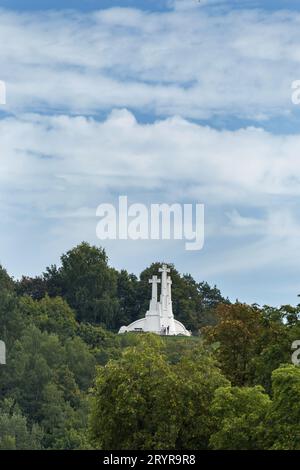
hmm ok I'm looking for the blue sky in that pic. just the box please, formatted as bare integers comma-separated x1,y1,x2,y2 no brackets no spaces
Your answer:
2,0,300,12
1,0,300,306
0,0,169,12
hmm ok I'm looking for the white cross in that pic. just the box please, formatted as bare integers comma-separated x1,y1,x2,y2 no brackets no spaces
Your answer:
0,340,6,365
149,275,161,301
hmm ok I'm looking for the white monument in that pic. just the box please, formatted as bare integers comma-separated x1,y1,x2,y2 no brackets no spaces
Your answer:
119,265,191,336
0,340,6,365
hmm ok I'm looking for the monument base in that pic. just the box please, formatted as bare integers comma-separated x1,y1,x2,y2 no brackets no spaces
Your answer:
119,317,191,336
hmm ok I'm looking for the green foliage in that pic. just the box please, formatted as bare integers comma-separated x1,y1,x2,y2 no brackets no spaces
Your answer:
77,322,111,348
0,275,28,348
20,295,78,339
204,302,300,391
267,365,300,450
15,275,48,301
0,265,15,292
0,399,43,450
210,386,271,449
47,243,120,327
1,243,300,450
90,335,180,450
0,318,95,449
173,347,229,449
90,335,228,450
203,303,263,385
209,365,300,450
246,306,293,392
15,244,226,333
117,270,140,326
64,336,96,390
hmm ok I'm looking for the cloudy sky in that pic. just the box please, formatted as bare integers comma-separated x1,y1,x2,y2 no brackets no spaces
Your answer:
1,0,300,306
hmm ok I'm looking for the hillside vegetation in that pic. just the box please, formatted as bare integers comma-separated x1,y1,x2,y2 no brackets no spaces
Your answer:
0,243,299,450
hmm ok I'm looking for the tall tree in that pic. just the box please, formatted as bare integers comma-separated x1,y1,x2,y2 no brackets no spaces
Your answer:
203,303,263,385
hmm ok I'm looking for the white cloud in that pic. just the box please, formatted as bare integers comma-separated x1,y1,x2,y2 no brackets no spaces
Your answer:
2,110,300,210
1,109,300,280
202,208,300,279
0,6,300,118
1,4,300,305
0,108,299,305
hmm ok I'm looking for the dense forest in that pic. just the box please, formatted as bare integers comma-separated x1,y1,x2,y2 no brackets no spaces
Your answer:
0,242,299,450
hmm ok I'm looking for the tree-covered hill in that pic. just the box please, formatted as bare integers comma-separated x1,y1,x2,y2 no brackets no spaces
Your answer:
15,242,227,333
0,242,300,450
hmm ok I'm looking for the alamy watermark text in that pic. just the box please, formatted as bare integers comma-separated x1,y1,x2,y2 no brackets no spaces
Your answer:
96,196,204,251
0,80,6,105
